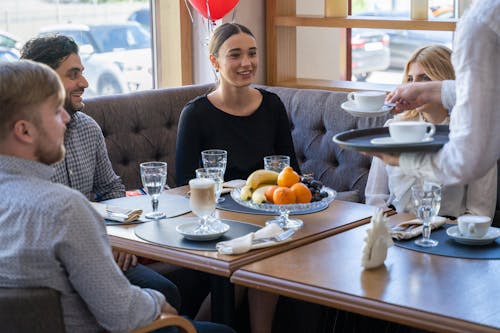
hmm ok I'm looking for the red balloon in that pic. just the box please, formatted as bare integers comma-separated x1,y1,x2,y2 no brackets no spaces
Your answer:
188,0,239,21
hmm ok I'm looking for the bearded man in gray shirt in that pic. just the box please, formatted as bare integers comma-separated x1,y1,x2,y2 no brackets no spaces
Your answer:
0,60,171,332
0,60,235,333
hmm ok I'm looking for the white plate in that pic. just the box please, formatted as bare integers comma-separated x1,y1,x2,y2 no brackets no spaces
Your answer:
176,221,230,241
371,136,434,145
446,226,500,245
341,101,392,117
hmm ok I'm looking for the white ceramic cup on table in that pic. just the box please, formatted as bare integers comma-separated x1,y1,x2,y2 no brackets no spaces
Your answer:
347,91,386,111
389,121,436,143
457,215,492,238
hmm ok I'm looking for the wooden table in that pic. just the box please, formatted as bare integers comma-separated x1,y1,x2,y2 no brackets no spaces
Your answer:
106,187,382,324
231,213,500,333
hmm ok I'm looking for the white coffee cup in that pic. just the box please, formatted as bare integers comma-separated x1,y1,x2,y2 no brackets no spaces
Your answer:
347,91,386,111
388,121,436,143
457,215,491,238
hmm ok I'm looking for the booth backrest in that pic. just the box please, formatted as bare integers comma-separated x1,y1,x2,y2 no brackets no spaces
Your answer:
84,84,214,189
84,84,391,202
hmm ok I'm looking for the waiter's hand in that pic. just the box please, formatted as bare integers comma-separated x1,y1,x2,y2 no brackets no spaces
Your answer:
386,81,443,113
363,152,401,167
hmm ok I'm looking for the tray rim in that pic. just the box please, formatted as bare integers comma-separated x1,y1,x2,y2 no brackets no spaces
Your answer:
333,125,449,153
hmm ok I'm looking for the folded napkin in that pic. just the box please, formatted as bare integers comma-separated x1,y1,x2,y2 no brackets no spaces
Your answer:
390,216,447,240
90,202,143,223
216,223,292,255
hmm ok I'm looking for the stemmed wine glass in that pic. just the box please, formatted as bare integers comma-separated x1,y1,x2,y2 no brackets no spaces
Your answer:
411,182,442,247
201,149,227,203
140,161,167,219
189,178,217,234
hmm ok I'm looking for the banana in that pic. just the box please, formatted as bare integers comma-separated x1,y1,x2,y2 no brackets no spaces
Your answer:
251,185,273,204
246,169,279,190
240,185,253,201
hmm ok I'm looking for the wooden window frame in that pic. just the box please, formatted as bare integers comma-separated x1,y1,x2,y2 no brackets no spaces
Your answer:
153,0,193,88
266,0,457,92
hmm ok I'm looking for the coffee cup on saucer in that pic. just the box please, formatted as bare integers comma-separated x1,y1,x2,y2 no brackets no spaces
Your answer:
388,121,436,143
347,91,386,111
457,215,492,238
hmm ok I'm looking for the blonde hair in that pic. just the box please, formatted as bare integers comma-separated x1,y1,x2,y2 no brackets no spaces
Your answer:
0,60,65,140
400,45,455,120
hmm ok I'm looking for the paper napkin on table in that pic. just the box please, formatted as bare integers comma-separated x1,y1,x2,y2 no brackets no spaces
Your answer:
216,223,291,255
221,179,246,195
390,216,447,240
90,202,143,223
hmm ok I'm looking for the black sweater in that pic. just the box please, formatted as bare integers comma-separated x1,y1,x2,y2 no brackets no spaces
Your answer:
175,88,300,186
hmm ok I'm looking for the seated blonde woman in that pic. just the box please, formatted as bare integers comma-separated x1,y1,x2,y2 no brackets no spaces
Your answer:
365,45,497,218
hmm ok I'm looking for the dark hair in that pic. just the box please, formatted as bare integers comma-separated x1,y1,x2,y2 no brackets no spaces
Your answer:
21,34,79,70
208,23,255,57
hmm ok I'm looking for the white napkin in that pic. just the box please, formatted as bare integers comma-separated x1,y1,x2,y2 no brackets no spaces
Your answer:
220,179,246,195
90,202,143,223
216,223,290,255
390,216,447,240
361,208,393,269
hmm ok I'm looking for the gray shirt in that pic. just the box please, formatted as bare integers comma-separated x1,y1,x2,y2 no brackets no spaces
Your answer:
0,155,164,332
52,111,126,201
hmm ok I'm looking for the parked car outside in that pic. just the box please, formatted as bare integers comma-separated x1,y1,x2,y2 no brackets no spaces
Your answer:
0,46,20,62
355,11,453,69
39,22,153,96
128,8,150,31
351,28,391,81
0,30,22,50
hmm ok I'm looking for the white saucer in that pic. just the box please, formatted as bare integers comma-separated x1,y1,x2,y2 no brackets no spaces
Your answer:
176,221,230,241
371,136,434,145
446,226,500,245
341,101,392,117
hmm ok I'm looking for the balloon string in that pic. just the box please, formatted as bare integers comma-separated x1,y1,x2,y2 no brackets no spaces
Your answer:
183,0,194,23
231,3,238,22
205,0,212,23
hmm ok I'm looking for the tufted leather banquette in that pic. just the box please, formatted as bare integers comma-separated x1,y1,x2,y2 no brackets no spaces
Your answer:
84,84,391,202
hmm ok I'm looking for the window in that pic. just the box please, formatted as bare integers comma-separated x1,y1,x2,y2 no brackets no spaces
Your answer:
0,0,152,96
350,0,455,84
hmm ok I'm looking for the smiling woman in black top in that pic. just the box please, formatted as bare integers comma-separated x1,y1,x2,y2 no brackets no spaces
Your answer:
175,23,299,186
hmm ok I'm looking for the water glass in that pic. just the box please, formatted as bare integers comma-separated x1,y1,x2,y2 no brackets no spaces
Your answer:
201,149,227,202
189,178,217,234
140,161,167,219
411,182,441,247
201,149,227,172
196,167,224,204
264,155,290,173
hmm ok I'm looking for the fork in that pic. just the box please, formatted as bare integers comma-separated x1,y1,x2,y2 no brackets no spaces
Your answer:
251,229,296,244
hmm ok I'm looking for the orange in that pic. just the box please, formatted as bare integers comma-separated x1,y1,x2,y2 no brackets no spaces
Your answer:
290,182,312,203
265,185,279,203
273,187,296,205
277,166,300,188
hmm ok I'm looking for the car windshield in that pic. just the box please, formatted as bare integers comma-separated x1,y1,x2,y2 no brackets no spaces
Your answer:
90,24,150,52
0,50,18,62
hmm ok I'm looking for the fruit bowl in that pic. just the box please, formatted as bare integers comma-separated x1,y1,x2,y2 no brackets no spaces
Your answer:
231,187,337,229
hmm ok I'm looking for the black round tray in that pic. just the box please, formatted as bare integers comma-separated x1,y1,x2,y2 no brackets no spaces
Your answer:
333,125,449,153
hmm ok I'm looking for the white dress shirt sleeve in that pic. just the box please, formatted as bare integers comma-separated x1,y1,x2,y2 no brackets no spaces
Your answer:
399,1,500,186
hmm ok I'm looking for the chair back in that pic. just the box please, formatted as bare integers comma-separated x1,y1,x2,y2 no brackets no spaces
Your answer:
0,287,65,333
0,287,197,333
